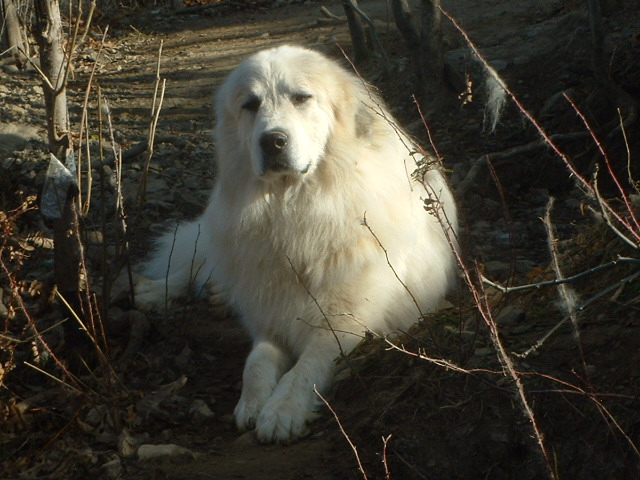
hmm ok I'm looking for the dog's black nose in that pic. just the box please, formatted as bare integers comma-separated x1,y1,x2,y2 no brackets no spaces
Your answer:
260,130,290,172
260,131,288,157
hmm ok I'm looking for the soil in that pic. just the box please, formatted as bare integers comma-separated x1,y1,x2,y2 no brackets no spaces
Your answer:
1,1,640,479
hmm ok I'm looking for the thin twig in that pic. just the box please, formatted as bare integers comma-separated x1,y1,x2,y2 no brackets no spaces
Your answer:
381,434,392,480
135,41,166,212
24,361,83,394
314,386,368,480
79,0,96,45
544,197,588,376
564,94,640,239
515,269,640,358
77,26,109,215
361,216,424,319
482,256,640,293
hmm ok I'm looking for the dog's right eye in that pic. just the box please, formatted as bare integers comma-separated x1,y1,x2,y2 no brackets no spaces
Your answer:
242,96,261,112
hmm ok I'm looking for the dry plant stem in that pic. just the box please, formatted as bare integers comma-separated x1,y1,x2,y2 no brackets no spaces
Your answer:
390,449,428,480
564,94,640,237
482,256,640,294
55,291,109,371
97,87,111,316
410,170,556,476
544,198,589,376
1,278,81,391
592,175,639,249
163,225,180,315
77,26,109,215
439,200,557,479
384,338,484,375
187,225,211,298
619,109,638,191
136,41,166,211
531,374,640,458
314,386,369,480
103,99,134,302
470,269,557,479
320,5,343,21
412,94,441,160
79,0,96,45
545,197,578,326
61,0,82,88
381,435,392,480
24,361,83,394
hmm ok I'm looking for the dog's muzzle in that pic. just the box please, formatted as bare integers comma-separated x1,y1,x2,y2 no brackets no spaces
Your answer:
260,130,291,172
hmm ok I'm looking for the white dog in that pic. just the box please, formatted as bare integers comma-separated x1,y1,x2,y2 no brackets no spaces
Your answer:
136,45,458,443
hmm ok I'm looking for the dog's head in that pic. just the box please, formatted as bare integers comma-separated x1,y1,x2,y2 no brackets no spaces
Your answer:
214,45,370,182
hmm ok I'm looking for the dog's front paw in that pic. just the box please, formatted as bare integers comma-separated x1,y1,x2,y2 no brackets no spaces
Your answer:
234,391,266,431
254,380,317,444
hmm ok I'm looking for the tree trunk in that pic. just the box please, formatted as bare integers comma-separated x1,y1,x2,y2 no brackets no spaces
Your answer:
2,0,29,68
419,0,447,103
392,0,421,77
32,0,87,347
33,0,71,159
392,0,452,112
342,0,369,62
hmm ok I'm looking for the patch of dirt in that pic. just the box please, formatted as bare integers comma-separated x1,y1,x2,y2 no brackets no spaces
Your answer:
1,1,640,479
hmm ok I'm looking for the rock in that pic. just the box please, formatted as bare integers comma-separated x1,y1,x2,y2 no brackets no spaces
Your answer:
29,85,44,96
511,324,533,335
100,458,123,479
118,428,139,458
490,59,508,71
136,443,196,462
515,259,538,274
3,104,28,121
484,260,510,279
175,344,193,369
496,305,525,326
474,347,494,357
233,430,259,447
0,123,41,152
85,404,114,427
189,399,215,424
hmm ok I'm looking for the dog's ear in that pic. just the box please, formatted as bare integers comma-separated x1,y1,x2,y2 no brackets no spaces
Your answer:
354,104,375,139
330,71,376,140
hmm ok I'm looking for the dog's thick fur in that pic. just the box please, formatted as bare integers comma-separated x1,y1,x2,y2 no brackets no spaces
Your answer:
136,45,458,443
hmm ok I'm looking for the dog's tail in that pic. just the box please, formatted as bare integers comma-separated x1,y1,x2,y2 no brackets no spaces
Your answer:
136,220,215,307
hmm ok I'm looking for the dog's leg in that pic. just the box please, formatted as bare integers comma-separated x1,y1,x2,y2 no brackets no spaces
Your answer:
234,340,292,431
254,331,362,443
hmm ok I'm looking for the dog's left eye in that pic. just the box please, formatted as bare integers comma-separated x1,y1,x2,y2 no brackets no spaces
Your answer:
291,93,312,106
242,96,261,112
